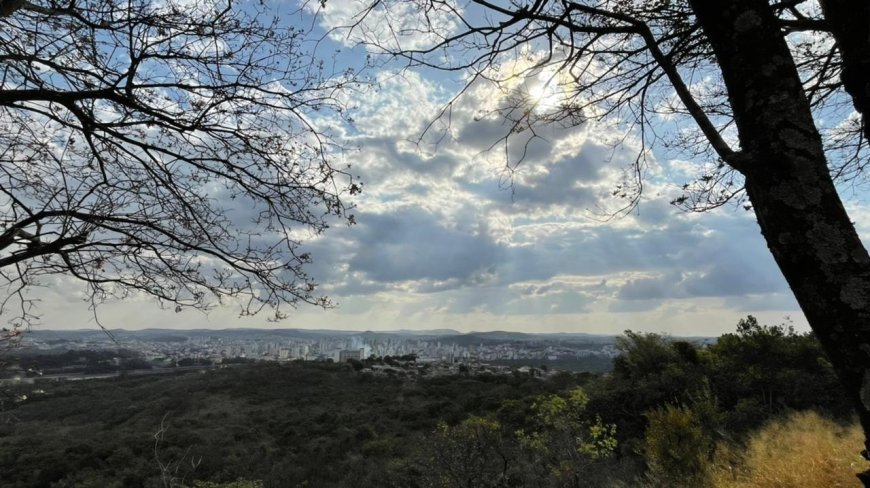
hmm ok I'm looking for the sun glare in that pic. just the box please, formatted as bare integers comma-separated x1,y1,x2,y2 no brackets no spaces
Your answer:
528,68,564,113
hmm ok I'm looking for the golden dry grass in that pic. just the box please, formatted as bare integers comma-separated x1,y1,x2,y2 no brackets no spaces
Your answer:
711,411,865,488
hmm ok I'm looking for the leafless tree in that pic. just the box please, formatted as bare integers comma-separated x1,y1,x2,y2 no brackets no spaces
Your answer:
153,414,201,488
346,0,870,481
0,0,364,335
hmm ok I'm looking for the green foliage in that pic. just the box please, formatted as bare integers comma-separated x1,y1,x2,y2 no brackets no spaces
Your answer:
487,357,614,374
177,357,213,367
589,331,709,443
516,388,617,485
590,316,849,450
346,358,364,371
0,316,855,487
0,362,578,487
423,416,512,488
517,388,616,460
189,481,264,488
2,349,153,377
644,404,713,487
705,316,849,432
416,387,622,488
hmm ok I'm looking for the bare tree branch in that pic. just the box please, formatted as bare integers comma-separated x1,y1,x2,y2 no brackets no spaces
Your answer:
0,0,366,330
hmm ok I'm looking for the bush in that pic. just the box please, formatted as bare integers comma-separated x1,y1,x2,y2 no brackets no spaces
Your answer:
644,404,712,487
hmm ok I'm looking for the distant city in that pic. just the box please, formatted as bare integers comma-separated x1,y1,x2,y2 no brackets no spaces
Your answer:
0,328,716,385
15,328,623,365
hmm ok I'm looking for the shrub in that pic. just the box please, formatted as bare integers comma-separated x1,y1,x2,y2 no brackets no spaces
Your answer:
644,404,712,487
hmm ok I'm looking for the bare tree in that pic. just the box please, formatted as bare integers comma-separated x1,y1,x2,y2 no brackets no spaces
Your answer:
346,0,870,481
0,0,364,333
153,414,203,488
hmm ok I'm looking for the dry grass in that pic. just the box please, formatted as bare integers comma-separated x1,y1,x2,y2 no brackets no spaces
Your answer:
711,411,865,488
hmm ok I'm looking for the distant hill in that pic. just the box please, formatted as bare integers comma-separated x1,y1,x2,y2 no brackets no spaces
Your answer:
387,329,462,336
27,327,615,340
434,330,620,347
25,327,704,346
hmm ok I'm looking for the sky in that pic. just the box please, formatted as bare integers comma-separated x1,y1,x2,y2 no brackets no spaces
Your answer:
28,0,870,336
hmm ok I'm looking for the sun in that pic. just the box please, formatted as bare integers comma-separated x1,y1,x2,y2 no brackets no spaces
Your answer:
527,67,565,114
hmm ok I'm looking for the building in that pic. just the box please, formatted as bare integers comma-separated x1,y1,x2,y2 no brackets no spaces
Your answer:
339,349,364,362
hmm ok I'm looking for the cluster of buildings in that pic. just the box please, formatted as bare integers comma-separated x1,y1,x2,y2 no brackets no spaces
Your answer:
15,330,620,367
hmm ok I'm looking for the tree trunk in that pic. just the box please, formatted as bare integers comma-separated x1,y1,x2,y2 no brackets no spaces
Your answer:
689,0,870,483
819,0,870,141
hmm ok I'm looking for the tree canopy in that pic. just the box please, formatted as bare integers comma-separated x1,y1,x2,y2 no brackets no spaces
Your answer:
0,0,363,332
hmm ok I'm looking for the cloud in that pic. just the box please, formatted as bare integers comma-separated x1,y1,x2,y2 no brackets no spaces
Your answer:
723,293,801,312
25,19,830,335
304,0,460,51
348,207,504,286
504,140,624,209
617,272,683,300
682,262,787,297
608,299,664,313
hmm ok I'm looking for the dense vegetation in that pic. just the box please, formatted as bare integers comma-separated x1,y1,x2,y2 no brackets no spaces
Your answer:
1,349,155,377
0,316,859,487
0,359,586,487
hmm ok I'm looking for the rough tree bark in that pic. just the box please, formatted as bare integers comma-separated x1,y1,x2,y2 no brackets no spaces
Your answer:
819,0,870,141
690,0,870,483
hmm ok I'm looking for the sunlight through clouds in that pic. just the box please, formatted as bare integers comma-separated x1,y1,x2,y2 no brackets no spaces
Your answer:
32,0,857,335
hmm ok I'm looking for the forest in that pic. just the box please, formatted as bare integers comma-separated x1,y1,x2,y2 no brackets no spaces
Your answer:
0,316,861,487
